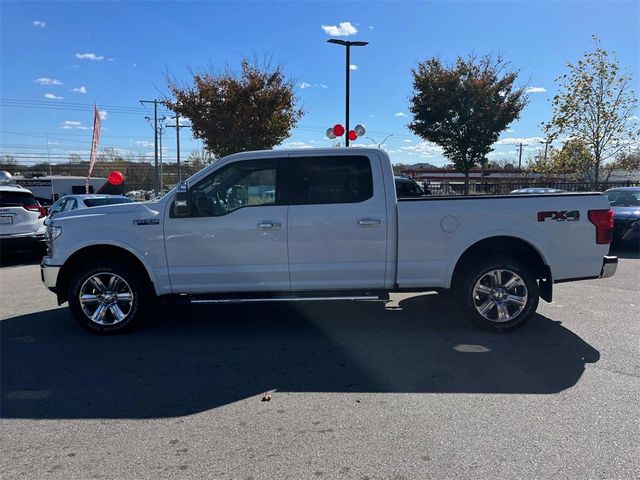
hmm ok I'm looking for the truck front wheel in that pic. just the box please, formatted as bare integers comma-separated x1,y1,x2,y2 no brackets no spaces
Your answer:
457,256,539,332
68,261,150,334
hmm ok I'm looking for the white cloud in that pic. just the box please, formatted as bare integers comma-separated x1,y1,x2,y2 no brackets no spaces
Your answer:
133,140,154,148
629,115,639,121
32,20,46,28
496,136,544,146
369,26,374,30
318,83,328,89
403,139,413,143
394,112,407,117
321,21,358,36
400,141,444,158
300,82,312,89
349,64,358,71
44,93,63,100
33,77,63,85
71,86,87,93
525,86,546,94
61,120,81,129
98,110,108,120
75,52,105,61
107,58,115,62
131,63,137,67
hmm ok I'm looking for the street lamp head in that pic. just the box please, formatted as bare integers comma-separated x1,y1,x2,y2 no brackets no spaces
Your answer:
327,39,369,47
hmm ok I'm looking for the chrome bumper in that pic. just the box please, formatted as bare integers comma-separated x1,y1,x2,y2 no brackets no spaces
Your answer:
40,259,61,289
600,256,618,279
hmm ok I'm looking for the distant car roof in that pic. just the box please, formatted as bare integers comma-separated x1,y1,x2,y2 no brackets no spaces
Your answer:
605,187,640,192
510,188,567,194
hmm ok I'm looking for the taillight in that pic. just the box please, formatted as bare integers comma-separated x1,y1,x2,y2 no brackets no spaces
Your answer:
588,209,614,244
24,205,47,219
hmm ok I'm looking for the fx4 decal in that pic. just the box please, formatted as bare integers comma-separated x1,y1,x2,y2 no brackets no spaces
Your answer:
537,210,580,222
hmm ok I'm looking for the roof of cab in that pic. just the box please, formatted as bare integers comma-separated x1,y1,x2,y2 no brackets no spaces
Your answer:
0,185,32,194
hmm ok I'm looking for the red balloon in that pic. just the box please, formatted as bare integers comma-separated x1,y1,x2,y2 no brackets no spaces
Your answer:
333,124,345,137
348,130,357,141
108,170,124,185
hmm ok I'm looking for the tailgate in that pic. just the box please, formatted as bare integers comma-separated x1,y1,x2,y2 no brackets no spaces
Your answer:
0,206,40,235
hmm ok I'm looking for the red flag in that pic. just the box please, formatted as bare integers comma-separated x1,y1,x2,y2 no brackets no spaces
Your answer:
85,104,102,193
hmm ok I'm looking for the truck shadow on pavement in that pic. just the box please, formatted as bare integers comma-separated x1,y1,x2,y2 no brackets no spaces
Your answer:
1,293,600,419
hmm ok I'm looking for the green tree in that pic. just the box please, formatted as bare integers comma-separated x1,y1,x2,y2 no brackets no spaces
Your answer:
603,148,640,181
553,138,595,180
166,60,304,159
408,54,527,193
544,36,639,183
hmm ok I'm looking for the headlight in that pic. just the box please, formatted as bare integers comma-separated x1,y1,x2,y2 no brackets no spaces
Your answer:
49,225,62,240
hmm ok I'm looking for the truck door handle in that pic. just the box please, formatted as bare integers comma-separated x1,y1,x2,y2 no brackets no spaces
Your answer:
357,217,381,226
257,221,282,230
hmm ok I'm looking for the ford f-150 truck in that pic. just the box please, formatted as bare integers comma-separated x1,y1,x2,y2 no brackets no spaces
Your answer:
41,148,617,334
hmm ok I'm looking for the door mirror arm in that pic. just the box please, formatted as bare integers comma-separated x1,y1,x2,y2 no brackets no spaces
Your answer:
173,181,191,217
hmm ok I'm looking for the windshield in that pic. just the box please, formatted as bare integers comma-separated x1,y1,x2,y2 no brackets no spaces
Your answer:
83,197,133,207
605,190,640,206
0,191,37,207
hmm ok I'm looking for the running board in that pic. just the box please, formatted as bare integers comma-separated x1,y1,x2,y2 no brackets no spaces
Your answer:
187,290,389,305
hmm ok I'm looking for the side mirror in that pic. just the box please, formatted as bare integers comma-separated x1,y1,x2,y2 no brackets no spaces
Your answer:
173,181,191,217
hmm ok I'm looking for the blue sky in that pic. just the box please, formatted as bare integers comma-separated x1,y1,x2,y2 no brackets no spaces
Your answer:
1,0,638,167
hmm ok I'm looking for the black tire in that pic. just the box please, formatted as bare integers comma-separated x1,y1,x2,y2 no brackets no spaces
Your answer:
68,260,150,334
456,255,539,332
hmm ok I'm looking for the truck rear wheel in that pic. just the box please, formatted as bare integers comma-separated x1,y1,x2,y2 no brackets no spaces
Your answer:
457,256,539,332
68,260,150,334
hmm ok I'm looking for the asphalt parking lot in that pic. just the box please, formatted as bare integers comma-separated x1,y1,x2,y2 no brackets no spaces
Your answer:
1,246,638,479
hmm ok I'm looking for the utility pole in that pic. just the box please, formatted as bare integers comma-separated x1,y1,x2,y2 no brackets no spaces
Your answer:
517,142,524,169
166,114,191,181
139,99,162,195
158,124,164,193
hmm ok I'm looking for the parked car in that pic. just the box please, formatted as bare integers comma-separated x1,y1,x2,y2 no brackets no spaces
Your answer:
42,148,616,334
394,175,425,197
510,188,567,194
0,185,47,253
47,194,133,218
604,187,640,245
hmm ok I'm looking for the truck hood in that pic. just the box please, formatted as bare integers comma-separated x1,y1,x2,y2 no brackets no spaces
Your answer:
51,202,158,223
612,205,640,220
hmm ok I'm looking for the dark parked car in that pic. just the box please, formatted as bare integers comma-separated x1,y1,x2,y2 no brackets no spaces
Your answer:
394,175,426,197
605,187,640,245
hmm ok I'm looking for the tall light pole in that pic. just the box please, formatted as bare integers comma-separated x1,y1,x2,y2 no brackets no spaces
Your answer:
327,38,368,146
366,134,393,149
540,139,552,161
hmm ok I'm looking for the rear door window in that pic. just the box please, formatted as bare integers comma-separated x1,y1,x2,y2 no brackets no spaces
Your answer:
288,156,373,205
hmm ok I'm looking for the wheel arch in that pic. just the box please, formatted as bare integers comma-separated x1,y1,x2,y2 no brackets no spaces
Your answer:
56,244,155,305
449,235,553,302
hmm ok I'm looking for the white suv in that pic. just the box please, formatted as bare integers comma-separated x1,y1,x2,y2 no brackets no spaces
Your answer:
0,185,47,253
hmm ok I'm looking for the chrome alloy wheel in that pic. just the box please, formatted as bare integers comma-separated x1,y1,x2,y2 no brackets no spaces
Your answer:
472,269,528,323
79,273,134,325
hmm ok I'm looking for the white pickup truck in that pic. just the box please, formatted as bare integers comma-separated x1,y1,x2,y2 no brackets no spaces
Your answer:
41,148,617,334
